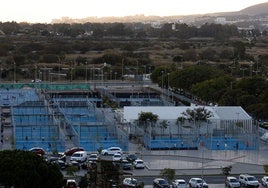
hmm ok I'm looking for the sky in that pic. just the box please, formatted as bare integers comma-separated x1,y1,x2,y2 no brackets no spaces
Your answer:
1,0,268,23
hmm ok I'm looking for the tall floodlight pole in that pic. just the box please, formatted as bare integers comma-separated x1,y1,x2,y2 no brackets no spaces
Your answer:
161,71,164,95
13,61,16,83
121,58,124,80
85,61,88,83
167,73,170,101
58,57,60,82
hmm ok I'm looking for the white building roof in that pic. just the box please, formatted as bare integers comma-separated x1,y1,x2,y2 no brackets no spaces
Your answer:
123,105,251,122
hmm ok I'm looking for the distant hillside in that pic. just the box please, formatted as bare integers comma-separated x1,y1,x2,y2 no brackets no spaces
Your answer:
239,2,268,15
51,2,268,24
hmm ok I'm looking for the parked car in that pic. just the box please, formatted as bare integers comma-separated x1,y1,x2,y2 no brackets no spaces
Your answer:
189,177,208,188
101,147,122,155
225,176,240,188
31,79,42,83
88,153,98,161
261,176,268,187
239,174,259,188
114,160,133,170
70,151,88,163
127,154,138,162
64,147,84,156
121,153,128,161
29,147,45,156
113,153,122,161
65,179,77,188
153,178,170,188
66,161,80,170
123,177,138,187
122,160,133,170
51,159,67,170
133,159,145,169
172,179,187,188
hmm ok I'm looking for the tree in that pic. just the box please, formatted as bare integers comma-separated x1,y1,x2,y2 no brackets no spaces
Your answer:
172,65,224,91
160,168,175,184
159,120,169,137
0,150,63,188
182,107,213,139
137,112,158,130
176,116,185,137
264,164,268,175
137,112,159,139
222,165,232,176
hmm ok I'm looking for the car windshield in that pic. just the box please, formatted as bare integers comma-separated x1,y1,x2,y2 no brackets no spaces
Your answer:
179,182,186,185
72,153,81,157
230,179,238,182
196,179,205,183
248,177,257,181
159,180,168,185
130,179,137,184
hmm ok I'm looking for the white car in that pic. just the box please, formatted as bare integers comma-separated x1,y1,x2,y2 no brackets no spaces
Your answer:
172,179,187,188
31,79,42,83
189,177,208,188
239,174,259,188
70,151,87,163
88,153,98,161
261,176,268,187
65,179,77,188
133,159,145,169
225,176,240,188
101,147,122,155
112,153,122,161
123,177,138,187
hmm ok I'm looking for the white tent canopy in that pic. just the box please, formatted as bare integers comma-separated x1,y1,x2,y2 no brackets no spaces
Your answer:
123,105,251,122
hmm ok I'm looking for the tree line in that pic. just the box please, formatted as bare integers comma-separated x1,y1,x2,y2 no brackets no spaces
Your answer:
0,21,262,39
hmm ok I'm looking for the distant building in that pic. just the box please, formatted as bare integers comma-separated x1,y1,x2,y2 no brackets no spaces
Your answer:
215,17,226,24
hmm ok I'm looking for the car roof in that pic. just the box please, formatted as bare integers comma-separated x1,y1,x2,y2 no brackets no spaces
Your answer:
124,177,137,180
67,179,76,183
89,153,98,156
154,178,165,181
227,176,237,179
175,179,186,182
29,147,44,150
190,178,202,180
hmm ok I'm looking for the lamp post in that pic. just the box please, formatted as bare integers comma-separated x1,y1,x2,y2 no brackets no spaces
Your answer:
240,67,247,78
58,56,61,82
229,65,236,76
121,58,124,80
0,60,2,82
70,64,73,82
161,71,164,96
167,73,170,102
13,61,16,83
85,61,88,83
110,70,112,80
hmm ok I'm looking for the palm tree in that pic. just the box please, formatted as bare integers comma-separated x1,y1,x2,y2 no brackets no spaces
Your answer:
159,120,169,137
182,107,212,141
176,116,185,138
138,112,158,138
137,112,158,133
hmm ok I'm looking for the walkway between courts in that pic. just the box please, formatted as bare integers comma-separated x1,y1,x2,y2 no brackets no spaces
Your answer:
128,140,268,176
